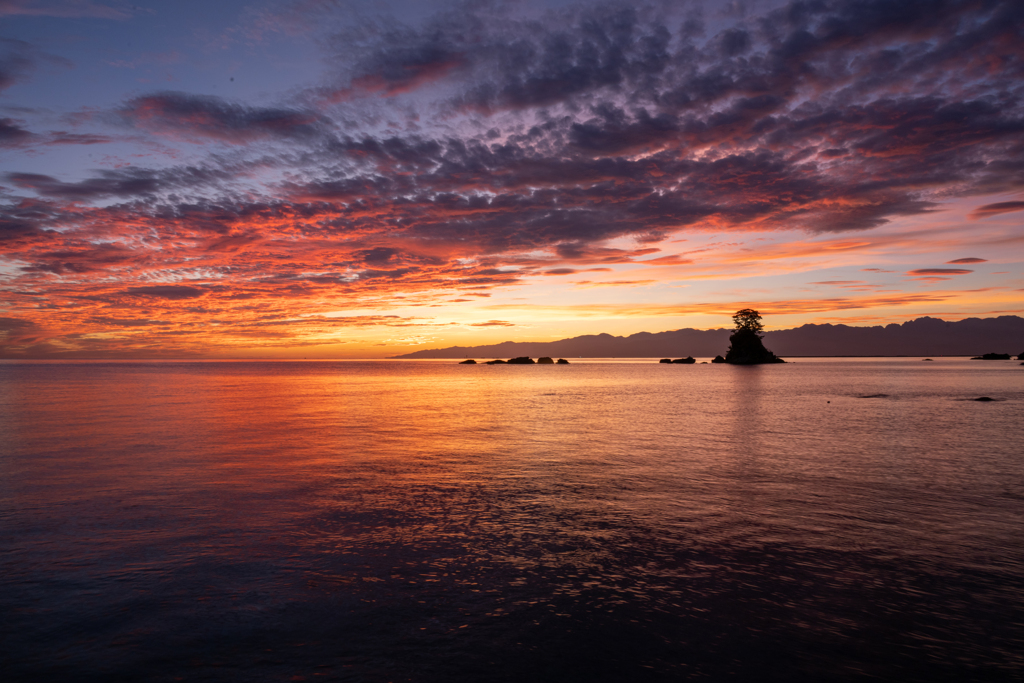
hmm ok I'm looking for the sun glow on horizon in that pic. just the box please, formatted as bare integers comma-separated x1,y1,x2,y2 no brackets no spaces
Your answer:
1,1,1022,358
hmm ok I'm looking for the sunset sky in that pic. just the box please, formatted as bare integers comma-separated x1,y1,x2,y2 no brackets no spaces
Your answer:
1,0,1022,358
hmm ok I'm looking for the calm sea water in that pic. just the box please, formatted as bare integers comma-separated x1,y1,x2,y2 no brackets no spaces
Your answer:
1,358,1022,682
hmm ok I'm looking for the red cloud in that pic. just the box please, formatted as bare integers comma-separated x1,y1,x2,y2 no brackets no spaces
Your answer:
3,0,1023,358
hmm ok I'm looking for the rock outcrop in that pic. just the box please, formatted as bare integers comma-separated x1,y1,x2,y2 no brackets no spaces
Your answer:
556,358,570,364
724,329,785,364
537,357,554,364
671,357,696,364
485,359,507,364
507,357,535,364
459,359,477,364
711,355,726,363
971,352,1011,360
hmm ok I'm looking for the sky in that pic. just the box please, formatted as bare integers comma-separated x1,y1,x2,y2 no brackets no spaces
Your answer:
0,0,1022,358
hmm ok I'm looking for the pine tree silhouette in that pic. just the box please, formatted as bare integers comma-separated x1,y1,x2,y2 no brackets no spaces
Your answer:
724,309,785,364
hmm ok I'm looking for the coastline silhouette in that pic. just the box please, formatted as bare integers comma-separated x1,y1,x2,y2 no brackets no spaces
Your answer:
397,315,1024,359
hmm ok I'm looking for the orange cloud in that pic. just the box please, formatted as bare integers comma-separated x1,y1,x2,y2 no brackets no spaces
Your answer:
481,292,964,319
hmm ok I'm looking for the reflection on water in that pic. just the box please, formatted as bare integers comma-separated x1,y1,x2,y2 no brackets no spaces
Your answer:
1,359,1023,681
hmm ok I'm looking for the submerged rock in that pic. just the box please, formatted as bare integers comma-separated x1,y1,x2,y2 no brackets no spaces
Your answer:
971,352,1011,360
973,396,996,401
537,357,555,364
922,358,934,361
556,358,570,364
459,359,477,364
507,357,535,364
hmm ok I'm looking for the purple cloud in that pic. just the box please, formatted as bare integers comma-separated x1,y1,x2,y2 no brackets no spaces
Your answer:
119,92,329,144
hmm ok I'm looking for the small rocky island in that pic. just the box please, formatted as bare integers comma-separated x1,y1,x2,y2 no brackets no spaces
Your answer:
660,357,696,364
723,309,785,364
971,352,1012,360
461,357,569,365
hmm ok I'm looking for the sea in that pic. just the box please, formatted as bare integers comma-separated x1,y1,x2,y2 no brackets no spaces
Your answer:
1,358,1022,682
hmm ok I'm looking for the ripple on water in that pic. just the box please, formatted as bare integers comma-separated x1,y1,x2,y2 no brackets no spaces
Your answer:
0,359,1022,681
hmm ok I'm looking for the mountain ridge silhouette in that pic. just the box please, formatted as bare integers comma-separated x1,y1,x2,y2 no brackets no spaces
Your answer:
391,316,1024,359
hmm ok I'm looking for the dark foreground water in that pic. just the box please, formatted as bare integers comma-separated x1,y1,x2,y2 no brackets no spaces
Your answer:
1,358,1022,682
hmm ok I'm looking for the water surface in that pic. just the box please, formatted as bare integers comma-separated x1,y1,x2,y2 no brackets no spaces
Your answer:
1,359,1022,681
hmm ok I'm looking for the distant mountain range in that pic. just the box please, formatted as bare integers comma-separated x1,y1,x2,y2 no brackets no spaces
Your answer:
392,316,1024,359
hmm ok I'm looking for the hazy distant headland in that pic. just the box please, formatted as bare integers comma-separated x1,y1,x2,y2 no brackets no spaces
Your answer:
392,316,1024,359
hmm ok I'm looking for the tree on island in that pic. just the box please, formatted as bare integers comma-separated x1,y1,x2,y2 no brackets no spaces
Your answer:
724,309,785,364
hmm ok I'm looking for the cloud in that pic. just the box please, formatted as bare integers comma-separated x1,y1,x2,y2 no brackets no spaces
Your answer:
481,292,967,318
0,37,35,92
323,4,672,112
460,7,672,113
119,92,328,144
569,107,680,156
7,171,162,200
0,315,34,329
22,242,136,274
0,36,72,93
4,164,235,201
0,1,131,19
810,281,865,286
946,257,987,264
122,285,207,299
44,132,112,146
573,279,657,288
0,315,43,348
0,119,112,149
88,316,169,327
907,268,973,276
969,201,1024,219
0,117,33,145
324,28,468,100
3,0,1024,356
469,320,515,327
0,199,64,244
356,247,400,265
